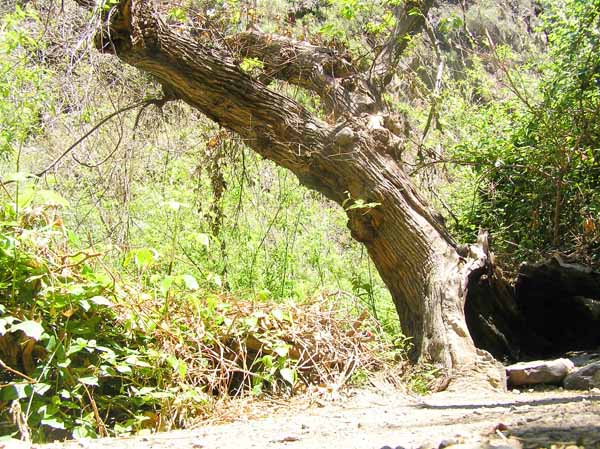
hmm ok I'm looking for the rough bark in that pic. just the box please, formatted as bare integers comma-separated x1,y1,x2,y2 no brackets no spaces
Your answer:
79,0,505,388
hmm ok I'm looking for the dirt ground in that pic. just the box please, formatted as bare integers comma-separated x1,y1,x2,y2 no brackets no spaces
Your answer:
12,382,598,449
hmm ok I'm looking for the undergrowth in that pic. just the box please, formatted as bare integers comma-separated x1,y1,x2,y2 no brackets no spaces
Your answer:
0,181,411,442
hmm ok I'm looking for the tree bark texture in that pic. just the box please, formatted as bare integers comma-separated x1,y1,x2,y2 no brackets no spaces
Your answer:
82,0,505,388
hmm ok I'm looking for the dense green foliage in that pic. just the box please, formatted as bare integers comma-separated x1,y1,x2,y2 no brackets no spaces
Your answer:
439,0,600,266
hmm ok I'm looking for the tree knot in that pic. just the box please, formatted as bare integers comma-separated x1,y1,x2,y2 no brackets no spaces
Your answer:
346,207,384,243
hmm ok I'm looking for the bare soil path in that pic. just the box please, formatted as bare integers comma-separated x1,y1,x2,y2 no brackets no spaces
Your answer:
16,387,600,449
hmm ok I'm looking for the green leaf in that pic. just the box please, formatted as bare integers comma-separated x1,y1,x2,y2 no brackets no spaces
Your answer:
10,320,44,340
279,367,296,385
78,376,99,386
89,295,113,307
32,382,51,396
181,274,199,291
193,232,210,248
125,355,151,367
35,189,69,207
134,248,155,268
273,344,289,357
165,200,186,211
160,276,174,296
116,365,132,374
79,299,91,312
240,57,264,74
209,273,222,287
41,418,66,429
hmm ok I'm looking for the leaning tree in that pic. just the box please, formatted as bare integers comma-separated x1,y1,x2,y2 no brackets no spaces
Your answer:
73,0,506,388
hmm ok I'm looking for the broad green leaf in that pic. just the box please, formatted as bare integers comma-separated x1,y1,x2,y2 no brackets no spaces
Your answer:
160,276,174,296
35,189,69,207
89,295,112,306
279,367,295,385
181,274,199,291
32,383,51,396
194,232,210,247
209,273,222,287
78,376,99,386
10,320,44,340
134,248,155,268
125,355,151,367
41,418,65,429
273,344,289,357
116,365,132,374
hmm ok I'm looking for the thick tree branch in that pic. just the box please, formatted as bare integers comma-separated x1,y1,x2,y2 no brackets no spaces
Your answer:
85,0,356,202
227,30,375,116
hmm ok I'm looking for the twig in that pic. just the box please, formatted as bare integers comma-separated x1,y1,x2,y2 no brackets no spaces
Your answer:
0,358,37,384
0,98,169,187
34,100,152,178
82,383,108,437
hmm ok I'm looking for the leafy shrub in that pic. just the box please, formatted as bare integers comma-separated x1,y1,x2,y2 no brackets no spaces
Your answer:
440,0,600,268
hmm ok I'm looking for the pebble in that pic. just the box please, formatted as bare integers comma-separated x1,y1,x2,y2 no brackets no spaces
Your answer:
439,438,460,448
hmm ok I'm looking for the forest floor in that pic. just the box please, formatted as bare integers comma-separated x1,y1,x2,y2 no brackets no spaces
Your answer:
22,381,600,449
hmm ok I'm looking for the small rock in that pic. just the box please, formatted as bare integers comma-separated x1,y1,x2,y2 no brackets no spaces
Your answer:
494,423,509,431
506,359,574,386
439,438,460,448
563,360,600,389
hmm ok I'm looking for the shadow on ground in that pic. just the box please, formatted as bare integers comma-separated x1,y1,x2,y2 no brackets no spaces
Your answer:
420,394,599,410
509,424,600,449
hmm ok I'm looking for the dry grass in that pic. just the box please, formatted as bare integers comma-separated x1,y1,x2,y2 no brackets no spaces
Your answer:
113,289,408,429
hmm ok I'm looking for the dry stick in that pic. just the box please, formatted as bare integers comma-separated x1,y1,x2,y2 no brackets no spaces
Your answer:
33,99,161,180
81,383,108,438
0,358,37,383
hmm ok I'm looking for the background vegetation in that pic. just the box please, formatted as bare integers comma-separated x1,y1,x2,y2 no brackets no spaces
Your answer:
0,0,598,442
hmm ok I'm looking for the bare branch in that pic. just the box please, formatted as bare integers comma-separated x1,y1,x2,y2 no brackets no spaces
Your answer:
35,98,164,178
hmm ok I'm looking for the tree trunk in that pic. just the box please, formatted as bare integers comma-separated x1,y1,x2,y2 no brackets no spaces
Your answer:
78,0,505,389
